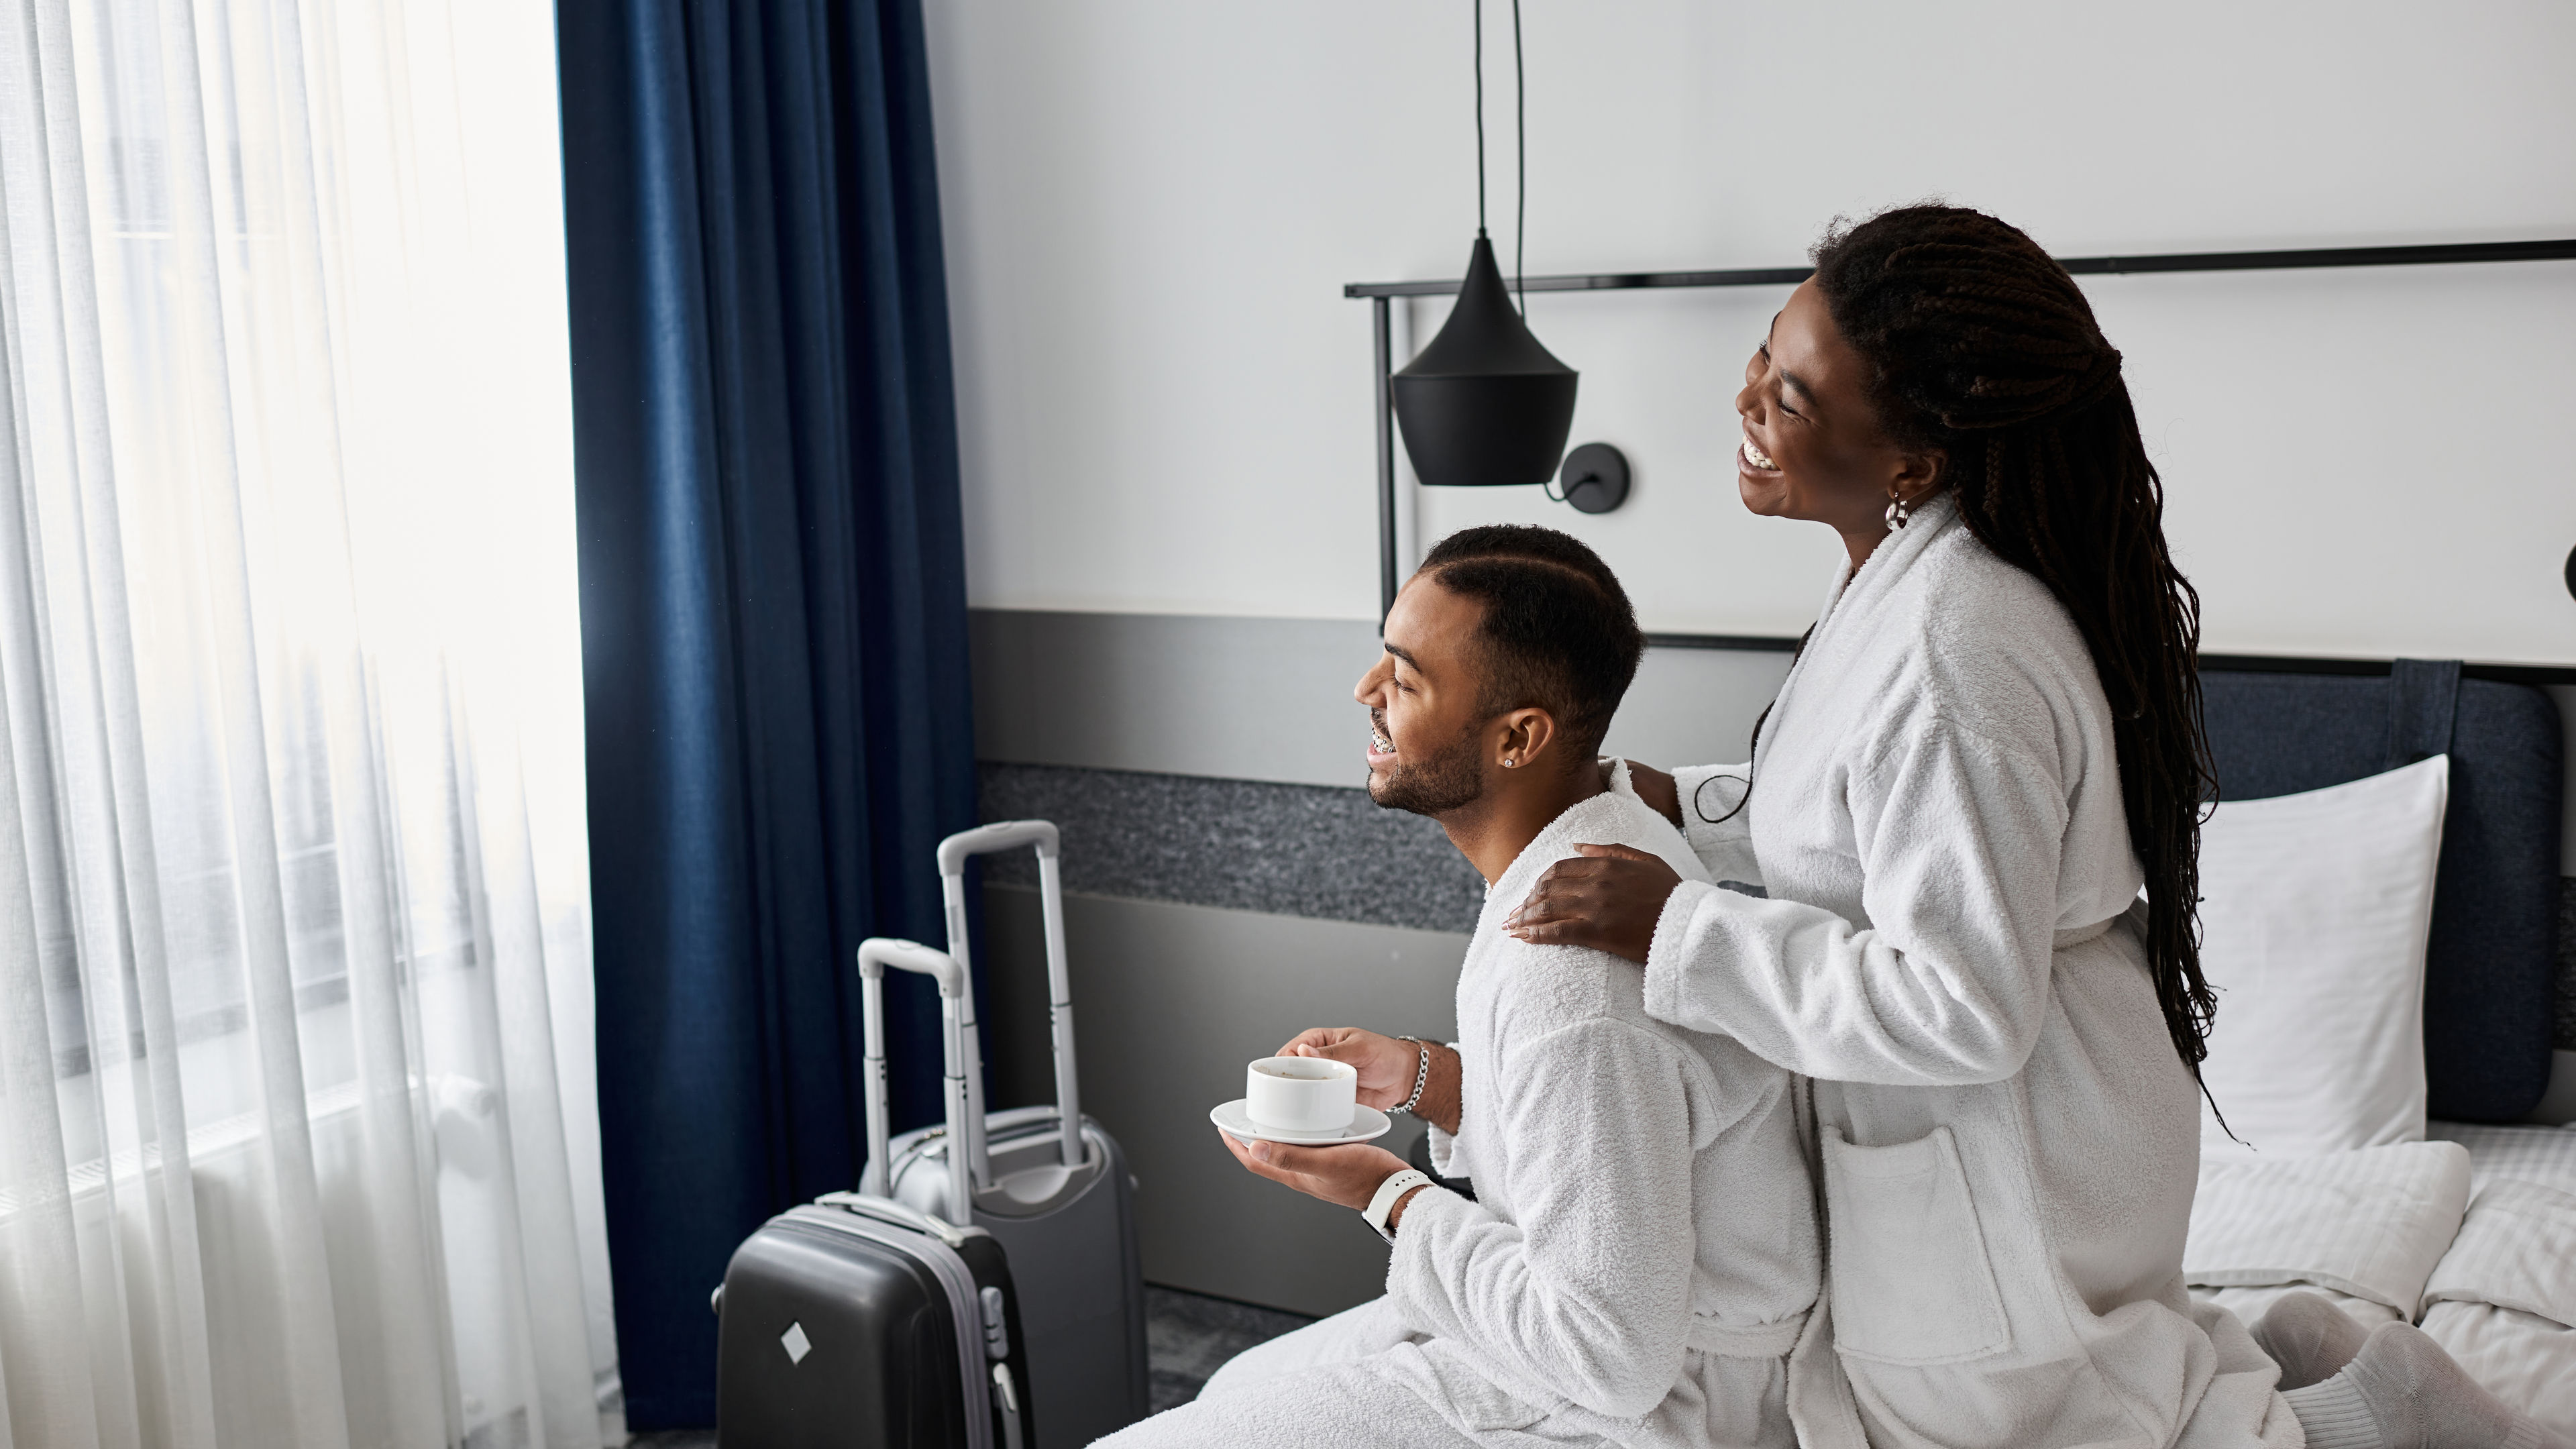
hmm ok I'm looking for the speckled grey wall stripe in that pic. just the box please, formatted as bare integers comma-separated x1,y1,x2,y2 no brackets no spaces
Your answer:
977,763,1488,934
983,763,2576,1049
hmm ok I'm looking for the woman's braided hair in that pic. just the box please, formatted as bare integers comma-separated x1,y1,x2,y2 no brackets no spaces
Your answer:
1810,204,2220,1079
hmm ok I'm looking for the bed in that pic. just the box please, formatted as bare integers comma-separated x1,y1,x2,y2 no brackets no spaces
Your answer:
2184,661,2571,1428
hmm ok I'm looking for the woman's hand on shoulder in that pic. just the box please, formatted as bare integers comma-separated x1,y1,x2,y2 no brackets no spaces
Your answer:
1625,761,1683,827
1505,843,1681,964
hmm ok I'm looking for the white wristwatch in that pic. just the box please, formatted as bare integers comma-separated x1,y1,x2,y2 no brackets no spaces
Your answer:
1362,1169,1432,1243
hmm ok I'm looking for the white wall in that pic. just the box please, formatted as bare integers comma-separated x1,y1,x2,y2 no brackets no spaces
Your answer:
927,1,2576,664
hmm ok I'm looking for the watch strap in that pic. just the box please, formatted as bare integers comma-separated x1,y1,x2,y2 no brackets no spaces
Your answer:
1363,1169,1432,1242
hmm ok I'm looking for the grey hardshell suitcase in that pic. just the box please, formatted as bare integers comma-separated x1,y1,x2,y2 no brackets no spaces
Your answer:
876,822,1148,1449
716,939,1036,1449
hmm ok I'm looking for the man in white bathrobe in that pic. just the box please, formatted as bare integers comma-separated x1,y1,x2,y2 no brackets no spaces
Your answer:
1099,526,1823,1449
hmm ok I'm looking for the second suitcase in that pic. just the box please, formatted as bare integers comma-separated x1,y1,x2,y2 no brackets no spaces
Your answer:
870,821,1148,1449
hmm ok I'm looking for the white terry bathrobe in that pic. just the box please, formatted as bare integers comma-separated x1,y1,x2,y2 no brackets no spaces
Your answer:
1642,496,2299,1449
1106,768,1820,1449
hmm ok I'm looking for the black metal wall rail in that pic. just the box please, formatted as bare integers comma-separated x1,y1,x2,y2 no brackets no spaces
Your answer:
1643,632,2576,688
1354,237,2576,684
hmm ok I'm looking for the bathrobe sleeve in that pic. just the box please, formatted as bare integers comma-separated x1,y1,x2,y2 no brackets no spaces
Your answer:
1385,1012,1727,1420
1667,761,1761,888
1646,720,2072,1087
1424,1041,1472,1181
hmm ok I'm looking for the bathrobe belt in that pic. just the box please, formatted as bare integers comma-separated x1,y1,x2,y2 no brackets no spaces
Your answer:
1863,911,2123,961
2050,913,2123,951
1686,1308,1809,1358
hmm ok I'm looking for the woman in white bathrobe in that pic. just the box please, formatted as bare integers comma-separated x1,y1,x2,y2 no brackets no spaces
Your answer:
1507,205,2566,1449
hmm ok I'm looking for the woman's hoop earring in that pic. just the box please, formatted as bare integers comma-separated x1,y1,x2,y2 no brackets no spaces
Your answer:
1885,492,1910,529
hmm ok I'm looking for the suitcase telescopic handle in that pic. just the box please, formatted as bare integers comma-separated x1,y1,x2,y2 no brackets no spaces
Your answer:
936,821,1083,1175
856,938,973,1223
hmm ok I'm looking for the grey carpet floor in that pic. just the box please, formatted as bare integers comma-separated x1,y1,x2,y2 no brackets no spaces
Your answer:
1143,1285,1314,1415
624,1283,1314,1442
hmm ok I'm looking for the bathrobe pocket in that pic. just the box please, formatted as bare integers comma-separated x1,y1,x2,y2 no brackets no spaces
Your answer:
1821,1125,2012,1365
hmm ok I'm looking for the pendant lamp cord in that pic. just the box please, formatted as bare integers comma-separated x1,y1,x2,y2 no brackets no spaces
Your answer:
1513,0,1525,317
1472,0,1485,235
1470,0,1528,318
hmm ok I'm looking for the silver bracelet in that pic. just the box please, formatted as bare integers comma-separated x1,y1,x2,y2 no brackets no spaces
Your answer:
1389,1036,1431,1117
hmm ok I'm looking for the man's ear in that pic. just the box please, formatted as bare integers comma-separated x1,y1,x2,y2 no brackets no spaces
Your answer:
1497,708,1557,770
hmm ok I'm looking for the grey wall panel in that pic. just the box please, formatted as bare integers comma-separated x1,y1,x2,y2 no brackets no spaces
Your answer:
977,883,1466,1318
972,609,1385,788
979,763,1485,933
972,608,1796,788
1604,645,1797,775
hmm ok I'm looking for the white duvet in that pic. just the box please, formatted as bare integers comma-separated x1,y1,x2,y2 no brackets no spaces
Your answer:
2186,1125,2576,1435
2421,1124,2576,1434
2187,1140,2469,1332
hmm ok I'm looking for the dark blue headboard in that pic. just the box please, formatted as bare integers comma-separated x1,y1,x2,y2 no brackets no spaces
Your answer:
2201,662,2563,1122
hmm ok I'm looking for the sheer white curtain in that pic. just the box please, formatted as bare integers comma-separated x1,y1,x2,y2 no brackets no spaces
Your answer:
0,0,617,1445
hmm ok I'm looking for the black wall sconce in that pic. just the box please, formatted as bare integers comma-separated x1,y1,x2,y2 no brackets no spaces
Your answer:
1555,442,1628,515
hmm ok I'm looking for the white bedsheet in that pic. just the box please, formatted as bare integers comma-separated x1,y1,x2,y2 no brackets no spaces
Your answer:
2418,1123,2576,1434
2426,1120,2576,1191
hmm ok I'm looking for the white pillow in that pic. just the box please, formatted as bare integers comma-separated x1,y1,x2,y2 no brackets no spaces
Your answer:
2196,755,2449,1162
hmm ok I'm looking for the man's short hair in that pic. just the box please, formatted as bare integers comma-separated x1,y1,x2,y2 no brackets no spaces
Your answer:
1417,525,1646,766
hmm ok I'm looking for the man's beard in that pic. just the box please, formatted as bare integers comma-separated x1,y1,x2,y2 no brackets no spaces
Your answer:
1368,718,1485,816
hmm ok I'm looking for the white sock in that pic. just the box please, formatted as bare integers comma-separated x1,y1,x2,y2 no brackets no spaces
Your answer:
2254,1290,2371,1391
2295,1321,2570,1449
2282,1375,2380,1449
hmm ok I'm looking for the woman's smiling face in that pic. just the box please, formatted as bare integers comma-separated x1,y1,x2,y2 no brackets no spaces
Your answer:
1733,279,1943,561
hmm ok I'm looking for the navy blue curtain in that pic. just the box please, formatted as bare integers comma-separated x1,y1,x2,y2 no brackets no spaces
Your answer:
555,0,976,1427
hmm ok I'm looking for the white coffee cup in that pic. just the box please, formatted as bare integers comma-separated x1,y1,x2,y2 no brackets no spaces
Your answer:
1245,1056,1358,1135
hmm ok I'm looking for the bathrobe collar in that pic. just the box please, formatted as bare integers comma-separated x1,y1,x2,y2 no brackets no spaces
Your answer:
1758,492,1962,775
1826,489,1960,619
1480,760,1652,923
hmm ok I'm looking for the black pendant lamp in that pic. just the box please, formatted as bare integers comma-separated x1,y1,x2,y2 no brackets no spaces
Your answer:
1391,0,1576,490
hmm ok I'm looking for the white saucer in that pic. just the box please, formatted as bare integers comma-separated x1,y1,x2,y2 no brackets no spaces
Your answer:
1210,1099,1393,1146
